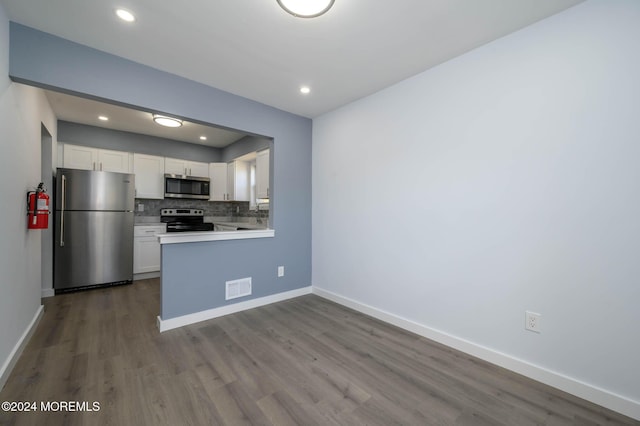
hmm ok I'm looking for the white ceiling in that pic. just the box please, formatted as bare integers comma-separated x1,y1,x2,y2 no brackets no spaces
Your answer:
2,0,584,119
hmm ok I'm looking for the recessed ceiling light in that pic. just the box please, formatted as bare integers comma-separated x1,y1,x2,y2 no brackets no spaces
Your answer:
277,0,334,18
116,8,135,22
98,115,109,121
199,136,207,141
152,114,182,128
300,86,311,94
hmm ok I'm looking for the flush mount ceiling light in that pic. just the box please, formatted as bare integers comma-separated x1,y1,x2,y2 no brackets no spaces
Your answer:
152,114,183,128
199,136,207,141
277,0,335,18
115,8,135,22
98,115,109,121
300,86,311,94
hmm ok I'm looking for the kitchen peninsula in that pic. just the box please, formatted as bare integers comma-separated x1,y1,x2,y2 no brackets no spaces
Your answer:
156,225,306,335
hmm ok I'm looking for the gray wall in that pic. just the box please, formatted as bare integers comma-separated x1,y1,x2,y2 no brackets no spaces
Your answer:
313,0,640,417
221,135,271,162
9,23,312,321
58,121,223,163
58,121,272,165
0,5,57,388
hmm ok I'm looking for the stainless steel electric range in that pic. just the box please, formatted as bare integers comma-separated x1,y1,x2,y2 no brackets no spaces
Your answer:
160,208,214,232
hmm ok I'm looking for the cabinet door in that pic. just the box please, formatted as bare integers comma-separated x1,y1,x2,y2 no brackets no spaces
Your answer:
165,158,187,175
133,153,165,199
209,163,228,201
256,149,270,199
188,161,210,178
98,148,132,173
63,144,97,170
133,236,161,273
227,160,249,202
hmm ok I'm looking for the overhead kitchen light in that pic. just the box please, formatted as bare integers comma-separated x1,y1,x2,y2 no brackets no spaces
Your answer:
98,115,109,121
300,86,311,94
152,114,183,128
277,0,334,18
199,136,207,141
115,8,135,22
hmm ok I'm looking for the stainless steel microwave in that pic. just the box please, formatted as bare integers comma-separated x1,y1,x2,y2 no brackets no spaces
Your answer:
164,174,210,200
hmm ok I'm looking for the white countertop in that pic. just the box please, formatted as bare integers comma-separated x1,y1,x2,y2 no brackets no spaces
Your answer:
157,228,275,244
209,221,267,230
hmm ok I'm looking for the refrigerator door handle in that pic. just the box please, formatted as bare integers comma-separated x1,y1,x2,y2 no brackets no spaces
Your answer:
60,174,66,247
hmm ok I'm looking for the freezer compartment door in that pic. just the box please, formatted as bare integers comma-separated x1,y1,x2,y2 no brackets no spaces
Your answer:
54,211,134,290
56,168,135,211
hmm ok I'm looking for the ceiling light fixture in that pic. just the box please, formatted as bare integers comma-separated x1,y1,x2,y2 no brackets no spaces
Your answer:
152,114,183,128
300,86,311,94
277,0,334,18
98,115,109,121
199,136,207,141
115,8,136,22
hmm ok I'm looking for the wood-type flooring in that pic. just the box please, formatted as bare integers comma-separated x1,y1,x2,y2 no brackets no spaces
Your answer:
0,279,637,425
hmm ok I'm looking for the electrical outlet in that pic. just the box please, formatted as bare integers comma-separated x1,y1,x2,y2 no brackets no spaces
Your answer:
525,311,541,333
277,266,284,277
137,203,144,212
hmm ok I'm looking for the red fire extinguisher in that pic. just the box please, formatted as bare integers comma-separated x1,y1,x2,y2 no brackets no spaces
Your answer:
27,183,50,230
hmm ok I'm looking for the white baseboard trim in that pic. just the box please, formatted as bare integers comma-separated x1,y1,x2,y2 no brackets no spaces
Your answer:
0,305,44,391
158,286,313,333
41,288,54,298
312,287,640,421
134,271,160,281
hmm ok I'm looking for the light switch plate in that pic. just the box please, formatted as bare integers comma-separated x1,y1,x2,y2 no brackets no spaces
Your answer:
278,266,284,277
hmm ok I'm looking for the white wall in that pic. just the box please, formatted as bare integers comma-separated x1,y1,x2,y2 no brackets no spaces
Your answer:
313,0,639,417
0,3,57,386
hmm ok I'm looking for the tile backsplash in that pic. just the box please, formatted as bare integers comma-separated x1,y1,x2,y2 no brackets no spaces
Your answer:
135,198,268,221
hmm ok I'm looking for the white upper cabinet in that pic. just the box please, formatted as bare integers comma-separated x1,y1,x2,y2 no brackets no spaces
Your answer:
133,153,165,199
256,149,270,199
98,148,133,173
164,158,186,176
209,162,229,201
165,158,209,178
189,161,210,178
62,144,132,173
62,144,96,170
227,160,249,201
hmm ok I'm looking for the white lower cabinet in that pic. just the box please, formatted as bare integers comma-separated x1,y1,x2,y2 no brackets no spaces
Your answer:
133,224,166,274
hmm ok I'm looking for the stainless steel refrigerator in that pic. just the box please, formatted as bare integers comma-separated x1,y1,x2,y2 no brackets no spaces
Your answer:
54,168,135,292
